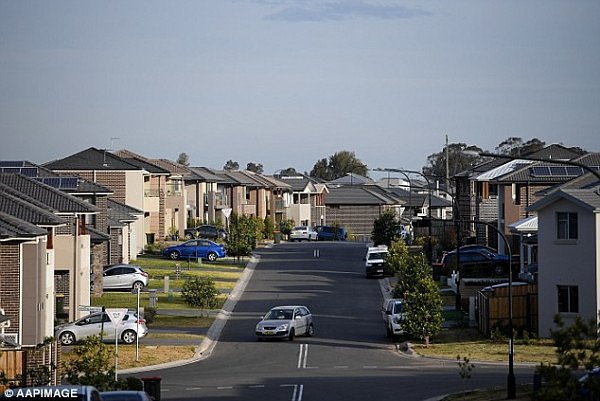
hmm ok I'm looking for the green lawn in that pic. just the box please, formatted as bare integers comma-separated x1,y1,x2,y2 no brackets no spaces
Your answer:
91,256,245,311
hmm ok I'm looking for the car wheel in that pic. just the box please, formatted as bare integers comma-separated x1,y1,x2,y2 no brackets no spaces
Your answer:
121,330,137,344
132,281,144,291
207,252,217,262
306,324,315,337
60,331,76,346
168,251,180,260
494,264,504,276
288,328,295,341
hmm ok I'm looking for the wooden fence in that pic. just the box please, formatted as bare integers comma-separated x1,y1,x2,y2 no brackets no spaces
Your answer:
477,284,538,336
0,350,24,391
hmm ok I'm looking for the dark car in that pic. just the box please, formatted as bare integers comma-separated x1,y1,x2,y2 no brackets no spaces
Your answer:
315,225,347,241
184,225,226,240
163,239,226,261
432,247,511,279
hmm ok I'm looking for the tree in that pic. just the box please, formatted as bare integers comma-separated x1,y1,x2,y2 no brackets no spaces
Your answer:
495,137,546,157
177,152,190,166
309,151,368,181
246,162,264,174
392,252,442,346
422,142,484,179
278,167,299,177
223,160,239,171
225,213,256,258
371,209,402,247
63,335,115,391
534,314,600,401
181,277,219,309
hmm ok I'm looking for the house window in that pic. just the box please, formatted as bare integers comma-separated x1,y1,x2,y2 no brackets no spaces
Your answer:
557,285,578,313
556,212,578,240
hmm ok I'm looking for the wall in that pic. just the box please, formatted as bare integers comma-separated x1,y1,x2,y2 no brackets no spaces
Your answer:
537,198,598,337
125,170,145,255
0,243,21,339
53,234,91,320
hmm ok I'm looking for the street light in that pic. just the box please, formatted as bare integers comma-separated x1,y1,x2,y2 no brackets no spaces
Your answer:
374,168,433,264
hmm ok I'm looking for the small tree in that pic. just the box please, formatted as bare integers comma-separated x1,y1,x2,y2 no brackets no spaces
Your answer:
279,219,295,236
534,314,600,401
263,216,274,240
63,335,115,391
225,213,256,259
371,209,402,247
387,239,410,276
181,277,219,309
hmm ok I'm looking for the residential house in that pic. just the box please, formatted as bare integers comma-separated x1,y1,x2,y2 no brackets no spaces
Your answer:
528,177,600,337
275,174,328,227
184,167,222,225
324,184,405,241
0,211,61,385
44,147,150,255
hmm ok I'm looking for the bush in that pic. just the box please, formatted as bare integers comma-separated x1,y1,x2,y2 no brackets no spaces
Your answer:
62,335,115,391
181,277,219,309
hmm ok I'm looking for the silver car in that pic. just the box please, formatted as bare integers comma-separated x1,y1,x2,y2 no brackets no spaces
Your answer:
103,264,149,291
56,311,148,345
255,305,314,341
289,226,318,241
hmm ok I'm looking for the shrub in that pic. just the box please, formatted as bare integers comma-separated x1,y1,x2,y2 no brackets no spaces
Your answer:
181,277,219,309
62,335,115,391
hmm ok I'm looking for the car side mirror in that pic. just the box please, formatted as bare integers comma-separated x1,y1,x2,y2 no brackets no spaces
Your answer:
295,315,302,320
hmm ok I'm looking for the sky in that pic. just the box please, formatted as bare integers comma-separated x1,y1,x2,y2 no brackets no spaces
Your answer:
1,1,599,174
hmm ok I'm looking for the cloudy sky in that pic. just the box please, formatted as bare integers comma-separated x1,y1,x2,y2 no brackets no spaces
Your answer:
1,1,598,174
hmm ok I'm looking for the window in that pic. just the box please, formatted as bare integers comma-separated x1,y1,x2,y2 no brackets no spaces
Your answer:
556,212,578,240
557,285,578,313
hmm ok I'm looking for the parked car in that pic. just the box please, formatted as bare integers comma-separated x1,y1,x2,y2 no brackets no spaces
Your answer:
101,391,152,401
102,264,149,291
55,310,148,346
315,225,347,241
432,247,511,279
255,305,314,341
184,224,226,240
163,239,226,261
382,298,405,339
289,226,318,241
364,245,390,277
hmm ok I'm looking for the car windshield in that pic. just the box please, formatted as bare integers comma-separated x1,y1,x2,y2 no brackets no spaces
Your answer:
368,252,388,260
393,302,403,314
264,309,293,320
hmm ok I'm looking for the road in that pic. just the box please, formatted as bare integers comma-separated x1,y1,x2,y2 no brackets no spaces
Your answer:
149,242,534,401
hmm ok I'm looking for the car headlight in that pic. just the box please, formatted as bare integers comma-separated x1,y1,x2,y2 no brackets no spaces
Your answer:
276,324,289,331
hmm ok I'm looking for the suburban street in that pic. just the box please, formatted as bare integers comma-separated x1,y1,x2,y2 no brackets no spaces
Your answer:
148,242,535,401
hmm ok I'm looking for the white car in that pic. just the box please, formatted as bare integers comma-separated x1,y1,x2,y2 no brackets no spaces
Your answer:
289,226,318,241
365,245,390,277
103,264,149,291
255,305,314,341
382,298,405,339
56,310,148,345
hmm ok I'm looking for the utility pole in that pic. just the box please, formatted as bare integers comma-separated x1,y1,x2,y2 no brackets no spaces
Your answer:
445,134,450,189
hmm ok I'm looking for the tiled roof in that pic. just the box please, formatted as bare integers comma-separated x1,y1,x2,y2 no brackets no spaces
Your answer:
385,187,452,208
44,147,142,171
108,199,142,225
526,144,584,160
0,189,67,226
328,173,374,185
528,186,600,212
0,211,48,239
86,225,111,243
188,167,225,183
223,170,263,187
325,185,403,205
0,174,99,214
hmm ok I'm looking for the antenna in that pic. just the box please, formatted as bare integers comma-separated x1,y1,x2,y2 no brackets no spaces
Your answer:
109,137,120,152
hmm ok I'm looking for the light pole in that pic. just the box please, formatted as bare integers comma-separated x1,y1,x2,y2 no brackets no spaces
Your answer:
375,168,433,264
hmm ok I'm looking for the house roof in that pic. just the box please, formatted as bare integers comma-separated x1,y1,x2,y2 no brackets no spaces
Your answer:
475,159,535,181
528,187,600,213
328,173,374,186
188,167,226,183
222,170,263,187
325,185,403,206
0,189,67,226
0,211,48,240
508,216,538,233
0,174,99,215
385,187,452,208
44,147,144,171
86,225,111,243
108,199,142,225
526,143,584,160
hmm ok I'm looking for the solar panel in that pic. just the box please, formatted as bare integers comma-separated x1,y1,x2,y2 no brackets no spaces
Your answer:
530,165,587,177
0,161,27,168
549,166,566,175
0,166,38,176
36,176,79,189
530,166,550,176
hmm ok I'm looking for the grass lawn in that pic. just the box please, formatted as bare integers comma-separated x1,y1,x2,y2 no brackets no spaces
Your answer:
414,327,557,365
91,256,245,310
149,315,214,328
441,384,532,401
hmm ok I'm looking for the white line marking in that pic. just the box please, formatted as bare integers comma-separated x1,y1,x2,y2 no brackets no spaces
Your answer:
363,365,378,369
297,344,308,368
281,384,296,388
217,386,233,390
248,385,265,388
297,384,304,401
185,387,203,391
334,365,349,369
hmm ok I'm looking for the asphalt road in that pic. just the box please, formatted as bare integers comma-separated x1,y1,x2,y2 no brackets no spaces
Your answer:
148,242,535,401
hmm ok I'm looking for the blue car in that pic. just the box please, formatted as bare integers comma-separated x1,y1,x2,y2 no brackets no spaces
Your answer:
163,239,226,261
315,225,348,241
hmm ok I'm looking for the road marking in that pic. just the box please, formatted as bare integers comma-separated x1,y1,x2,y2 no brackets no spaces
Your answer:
291,384,304,401
217,386,233,390
363,365,378,369
297,344,308,368
248,385,265,388
334,365,349,369
185,387,203,391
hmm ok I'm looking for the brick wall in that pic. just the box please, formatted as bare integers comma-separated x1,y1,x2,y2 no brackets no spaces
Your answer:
0,243,21,336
